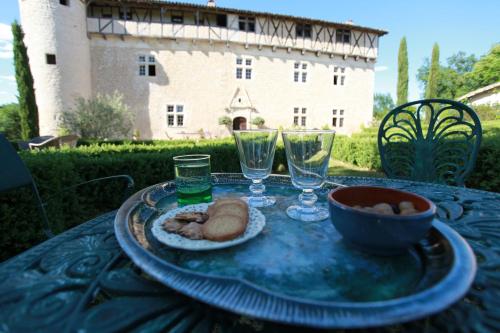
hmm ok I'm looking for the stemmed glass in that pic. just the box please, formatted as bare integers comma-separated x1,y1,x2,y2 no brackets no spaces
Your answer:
282,130,335,221
233,129,278,207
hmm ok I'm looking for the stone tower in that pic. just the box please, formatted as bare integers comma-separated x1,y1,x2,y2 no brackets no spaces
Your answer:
18,0,91,135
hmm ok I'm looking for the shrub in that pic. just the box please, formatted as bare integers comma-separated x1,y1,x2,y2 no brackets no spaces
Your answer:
251,116,265,127
471,103,500,121
0,103,22,140
60,92,134,139
218,116,232,126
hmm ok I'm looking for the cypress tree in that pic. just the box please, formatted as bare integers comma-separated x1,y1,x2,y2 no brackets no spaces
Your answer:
12,21,39,140
425,43,440,99
396,37,408,105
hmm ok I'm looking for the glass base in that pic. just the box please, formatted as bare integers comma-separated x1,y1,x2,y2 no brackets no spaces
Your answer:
243,196,276,208
286,205,329,222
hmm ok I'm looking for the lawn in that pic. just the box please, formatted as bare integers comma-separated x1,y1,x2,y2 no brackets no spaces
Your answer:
328,159,385,178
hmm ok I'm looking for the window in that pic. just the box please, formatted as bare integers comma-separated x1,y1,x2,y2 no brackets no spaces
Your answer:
216,14,227,27
46,54,56,65
60,0,69,6
336,29,351,44
239,16,255,32
332,109,345,128
139,65,146,76
139,55,156,77
148,65,156,76
172,14,184,24
236,57,252,80
293,107,307,127
333,66,346,86
101,8,112,19
167,104,185,127
119,9,132,20
296,23,312,38
293,61,308,83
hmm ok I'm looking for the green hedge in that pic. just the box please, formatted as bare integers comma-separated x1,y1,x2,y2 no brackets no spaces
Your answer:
0,139,288,261
2,123,499,262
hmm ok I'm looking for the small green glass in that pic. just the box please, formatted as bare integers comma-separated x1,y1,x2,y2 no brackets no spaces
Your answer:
173,154,212,205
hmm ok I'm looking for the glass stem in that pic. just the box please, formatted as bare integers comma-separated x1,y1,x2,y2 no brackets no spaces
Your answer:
249,179,265,199
299,189,318,213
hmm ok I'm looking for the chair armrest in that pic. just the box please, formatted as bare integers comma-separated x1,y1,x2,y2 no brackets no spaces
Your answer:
43,175,135,204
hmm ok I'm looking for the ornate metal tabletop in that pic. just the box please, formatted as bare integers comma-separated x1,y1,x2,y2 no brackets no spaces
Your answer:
0,174,499,333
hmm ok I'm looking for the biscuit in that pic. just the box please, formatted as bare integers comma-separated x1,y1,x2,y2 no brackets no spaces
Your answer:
178,222,204,240
202,214,247,242
211,203,248,221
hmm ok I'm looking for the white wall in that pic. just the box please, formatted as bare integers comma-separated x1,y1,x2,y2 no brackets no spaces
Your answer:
18,0,91,135
470,91,500,106
90,36,375,139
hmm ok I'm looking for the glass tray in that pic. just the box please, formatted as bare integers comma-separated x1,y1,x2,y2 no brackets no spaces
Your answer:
114,173,476,329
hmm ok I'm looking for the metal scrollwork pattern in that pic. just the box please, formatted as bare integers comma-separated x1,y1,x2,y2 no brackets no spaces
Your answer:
378,99,482,186
0,175,499,333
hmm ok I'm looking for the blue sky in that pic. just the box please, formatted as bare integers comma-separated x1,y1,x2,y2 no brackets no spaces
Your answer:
0,0,498,105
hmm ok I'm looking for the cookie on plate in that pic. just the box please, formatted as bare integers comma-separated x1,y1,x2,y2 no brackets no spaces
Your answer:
202,215,247,242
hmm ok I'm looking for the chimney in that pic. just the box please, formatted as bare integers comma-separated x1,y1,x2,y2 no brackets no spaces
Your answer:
207,0,216,7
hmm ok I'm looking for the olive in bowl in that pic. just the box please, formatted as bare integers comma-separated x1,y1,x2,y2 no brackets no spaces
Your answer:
328,186,436,256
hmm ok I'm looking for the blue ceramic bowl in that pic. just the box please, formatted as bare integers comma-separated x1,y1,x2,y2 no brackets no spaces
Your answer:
328,186,436,256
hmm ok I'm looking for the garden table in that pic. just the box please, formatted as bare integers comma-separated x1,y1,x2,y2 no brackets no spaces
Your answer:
0,173,499,332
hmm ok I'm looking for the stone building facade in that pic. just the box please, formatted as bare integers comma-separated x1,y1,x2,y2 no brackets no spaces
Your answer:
19,0,387,139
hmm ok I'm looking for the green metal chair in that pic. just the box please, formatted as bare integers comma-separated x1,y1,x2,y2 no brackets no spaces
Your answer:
0,133,134,238
378,99,482,186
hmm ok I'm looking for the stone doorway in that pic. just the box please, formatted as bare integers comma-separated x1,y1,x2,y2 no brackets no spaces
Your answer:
232,117,247,130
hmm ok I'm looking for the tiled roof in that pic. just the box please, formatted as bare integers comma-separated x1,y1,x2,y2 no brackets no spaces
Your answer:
93,0,388,36
458,81,500,101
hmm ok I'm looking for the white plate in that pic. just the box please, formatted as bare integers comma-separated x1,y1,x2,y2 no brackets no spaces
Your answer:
151,203,266,251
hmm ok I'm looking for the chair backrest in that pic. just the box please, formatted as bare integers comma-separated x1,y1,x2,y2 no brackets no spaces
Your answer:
0,133,35,192
29,136,60,150
378,99,482,186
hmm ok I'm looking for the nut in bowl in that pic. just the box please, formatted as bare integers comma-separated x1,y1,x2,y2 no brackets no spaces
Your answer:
328,186,436,256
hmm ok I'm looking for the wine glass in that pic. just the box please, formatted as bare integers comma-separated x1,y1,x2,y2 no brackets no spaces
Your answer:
233,129,278,207
282,130,335,221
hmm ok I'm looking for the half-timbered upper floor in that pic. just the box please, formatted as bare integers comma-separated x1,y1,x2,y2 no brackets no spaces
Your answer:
85,0,387,60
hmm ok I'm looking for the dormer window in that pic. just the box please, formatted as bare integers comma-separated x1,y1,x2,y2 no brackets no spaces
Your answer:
336,29,351,44
296,24,312,39
239,16,255,32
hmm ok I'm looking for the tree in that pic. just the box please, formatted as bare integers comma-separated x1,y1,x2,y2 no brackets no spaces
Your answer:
12,21,39,140
461,44,500,95
417,51,477,99
60,92,133,139
373,93,395,120
0,103,22,140
425,43,440,99
447,51,477,74
396,37,409,105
